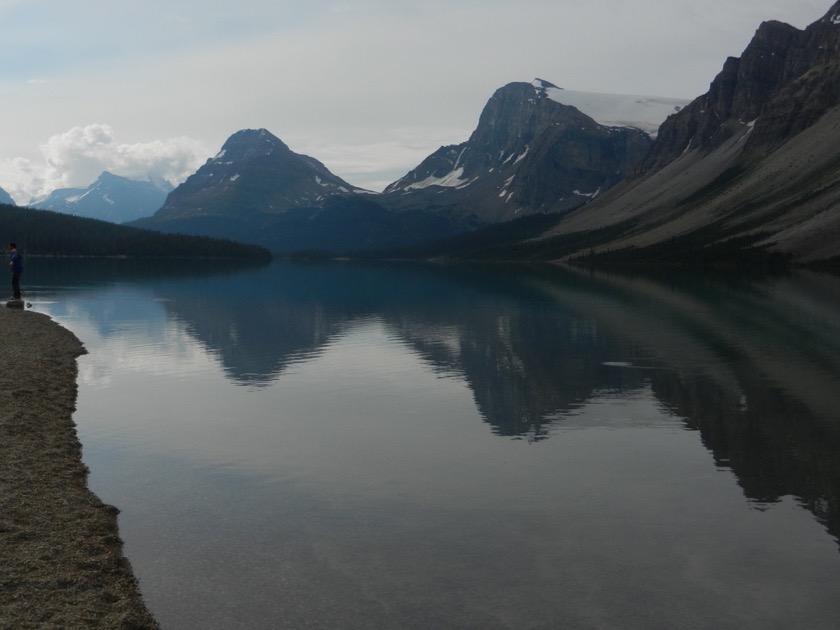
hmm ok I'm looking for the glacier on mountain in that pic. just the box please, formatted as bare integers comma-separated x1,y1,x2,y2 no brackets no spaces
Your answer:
532,79,688,137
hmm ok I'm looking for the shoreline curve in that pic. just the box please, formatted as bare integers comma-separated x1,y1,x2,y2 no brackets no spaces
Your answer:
0,307,158,628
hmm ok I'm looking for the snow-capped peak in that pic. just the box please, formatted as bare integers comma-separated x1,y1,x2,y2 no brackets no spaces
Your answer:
532,78,689,137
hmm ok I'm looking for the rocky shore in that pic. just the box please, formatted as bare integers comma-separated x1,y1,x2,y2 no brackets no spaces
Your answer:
0,307,158,629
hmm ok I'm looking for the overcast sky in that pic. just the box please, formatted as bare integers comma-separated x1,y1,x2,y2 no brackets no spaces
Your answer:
0,0,832,203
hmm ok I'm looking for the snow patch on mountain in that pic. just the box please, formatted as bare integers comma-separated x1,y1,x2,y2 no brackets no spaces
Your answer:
532,79,688,137
501,148,529,166
404,167,473,190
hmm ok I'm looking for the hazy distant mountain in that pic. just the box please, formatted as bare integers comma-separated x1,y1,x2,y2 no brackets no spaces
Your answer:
28,172,172,223
523,1,840,266
382,79,680,224
0,187,15,206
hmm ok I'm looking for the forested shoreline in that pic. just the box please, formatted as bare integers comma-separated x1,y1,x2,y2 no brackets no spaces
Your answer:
0,204,271,259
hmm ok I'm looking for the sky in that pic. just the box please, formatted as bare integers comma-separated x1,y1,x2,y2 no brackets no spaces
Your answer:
0,0,833,204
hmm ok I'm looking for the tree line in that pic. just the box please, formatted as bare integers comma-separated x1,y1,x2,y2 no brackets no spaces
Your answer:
0,204,271,259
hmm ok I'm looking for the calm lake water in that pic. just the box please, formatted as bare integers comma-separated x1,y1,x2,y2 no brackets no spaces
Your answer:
27,259,840,629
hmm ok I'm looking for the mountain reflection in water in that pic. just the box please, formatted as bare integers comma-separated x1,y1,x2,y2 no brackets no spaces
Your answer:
31,259,840,629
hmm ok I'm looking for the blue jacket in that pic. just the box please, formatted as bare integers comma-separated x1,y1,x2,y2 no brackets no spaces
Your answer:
10,250,22,273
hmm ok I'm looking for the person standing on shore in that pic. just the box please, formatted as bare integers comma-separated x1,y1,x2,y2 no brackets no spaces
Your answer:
9,242,22,300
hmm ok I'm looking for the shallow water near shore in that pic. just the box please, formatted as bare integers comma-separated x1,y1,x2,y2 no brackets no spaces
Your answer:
29,259,840,629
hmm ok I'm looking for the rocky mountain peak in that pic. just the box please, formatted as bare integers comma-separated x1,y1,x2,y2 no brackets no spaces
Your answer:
823,1,840,24
384,81,655,223
464,81,587,163
150,129,365,222
640,4,840,172
210,128,292,165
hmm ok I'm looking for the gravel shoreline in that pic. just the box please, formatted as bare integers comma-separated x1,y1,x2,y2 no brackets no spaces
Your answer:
0,307,159,629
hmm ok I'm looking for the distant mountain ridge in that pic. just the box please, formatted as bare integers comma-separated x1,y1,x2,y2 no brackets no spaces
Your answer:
28,171,172,223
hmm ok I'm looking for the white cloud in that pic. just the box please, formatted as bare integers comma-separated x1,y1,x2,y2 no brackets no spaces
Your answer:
0,124,209,204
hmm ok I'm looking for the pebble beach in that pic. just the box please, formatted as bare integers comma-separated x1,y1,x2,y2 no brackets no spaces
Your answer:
0,306,158,629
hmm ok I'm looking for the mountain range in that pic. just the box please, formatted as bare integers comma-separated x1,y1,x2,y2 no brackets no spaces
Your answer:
130,83,685,252
17,1,840,266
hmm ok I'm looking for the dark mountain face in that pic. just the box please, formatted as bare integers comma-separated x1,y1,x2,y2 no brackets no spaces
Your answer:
152,128,365,222
27,172,172,223
641,3,840,172
529,2,840,265
384,82,653,224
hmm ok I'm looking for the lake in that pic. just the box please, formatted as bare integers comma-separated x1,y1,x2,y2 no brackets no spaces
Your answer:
28,259,840,629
